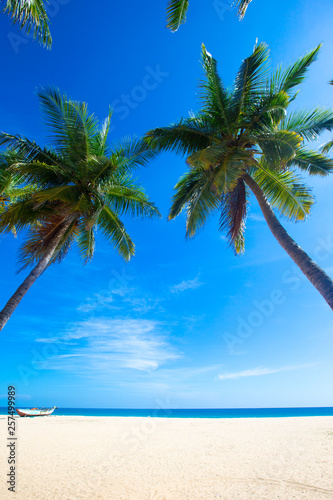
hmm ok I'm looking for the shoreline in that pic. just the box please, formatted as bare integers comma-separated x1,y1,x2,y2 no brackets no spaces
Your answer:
10,414,333,420
2,405,333,419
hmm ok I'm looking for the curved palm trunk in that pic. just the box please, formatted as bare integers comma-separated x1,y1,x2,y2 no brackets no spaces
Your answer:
243,173,333,310
0,222,70,331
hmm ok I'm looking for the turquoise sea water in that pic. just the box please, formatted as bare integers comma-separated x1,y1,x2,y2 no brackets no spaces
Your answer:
1,407,333,418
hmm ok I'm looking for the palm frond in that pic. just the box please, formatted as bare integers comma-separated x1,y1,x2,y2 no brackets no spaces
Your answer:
320,139,333,154
76,223,95,264
256,130,303,168
169,167,220,237
271,45,321,94
97,206,135,261
212,151,256,194
18,217,79,270
234,0,253,19
186,143,226,169
280,109,333,141
94,108,113,155
200,44,231,130
253,165,313,221
230,41,270,122
104,180,161,219
37,87,99,163
0,198,42,233
3,0,52,47
166,0,189,32
7,161,68,188
238,90,289,133
219,178,248,254
31,185,85,208
146,117,213,156
111,137,158,171
289,148,333,176
0,133,64,171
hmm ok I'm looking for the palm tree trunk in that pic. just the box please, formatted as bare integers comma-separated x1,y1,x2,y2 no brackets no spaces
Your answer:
0,222,70,331
243,173,333,310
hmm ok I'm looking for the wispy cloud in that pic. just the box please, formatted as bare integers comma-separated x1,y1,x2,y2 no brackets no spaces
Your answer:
36,318,181,373
248,213,265,222
77,280,163,314
77,291,115,312
171,276,203,293
218,364,318,380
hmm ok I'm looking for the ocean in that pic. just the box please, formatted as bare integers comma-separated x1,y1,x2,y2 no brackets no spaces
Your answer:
1,407,333,418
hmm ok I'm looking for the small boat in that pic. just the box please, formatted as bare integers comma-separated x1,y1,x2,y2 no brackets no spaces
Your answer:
16,406,57,417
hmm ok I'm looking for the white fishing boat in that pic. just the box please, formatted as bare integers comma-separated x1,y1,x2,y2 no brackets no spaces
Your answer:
16,406,57,417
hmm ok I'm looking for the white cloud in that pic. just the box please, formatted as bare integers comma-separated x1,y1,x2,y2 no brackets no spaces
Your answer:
248,213,265,222
77,281,162,314
35,318,181,373
77,291,115,312
218,364,318,380
171,276,203,293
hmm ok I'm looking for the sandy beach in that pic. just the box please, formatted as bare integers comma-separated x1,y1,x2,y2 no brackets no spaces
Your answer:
1,416,333,500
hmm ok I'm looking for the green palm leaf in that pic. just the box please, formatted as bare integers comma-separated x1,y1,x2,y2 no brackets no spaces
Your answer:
2,0,52,47
271,45,321,95
166,0,253,31
289,148,333,176
234,0,253,19
0,133,64,171
219,178,248,254
104,179,160,219
169,167,220,237
320,139,333,154
256,130,303,168
281,109,333,141
230,41,270,122
146,118,213,156
98,206,135,261
37,87,99,163
200,44,231,130
253,165,313,221
166,0,189,32
76,224,95,263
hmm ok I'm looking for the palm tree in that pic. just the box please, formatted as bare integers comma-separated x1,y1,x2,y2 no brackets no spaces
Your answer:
0,87,160,331
146,42,333,309
1,0,51,47
166,0,252,32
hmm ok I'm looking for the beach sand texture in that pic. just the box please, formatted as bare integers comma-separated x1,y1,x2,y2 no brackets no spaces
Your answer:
1,416,333,499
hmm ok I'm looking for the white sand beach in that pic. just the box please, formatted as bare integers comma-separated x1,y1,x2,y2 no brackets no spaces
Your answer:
1,416,333,500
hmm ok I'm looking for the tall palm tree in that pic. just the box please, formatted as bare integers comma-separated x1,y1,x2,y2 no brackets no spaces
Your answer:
147,42,333,309
167,0,252,32
0,87,160,331
1,0,51,47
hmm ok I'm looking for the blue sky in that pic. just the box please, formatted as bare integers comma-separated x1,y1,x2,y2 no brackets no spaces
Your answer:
0,0,333,409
